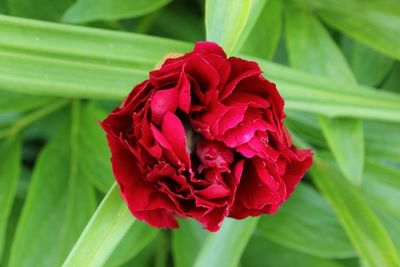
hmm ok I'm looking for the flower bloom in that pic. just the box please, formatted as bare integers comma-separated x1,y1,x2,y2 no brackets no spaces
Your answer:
101,42,313,231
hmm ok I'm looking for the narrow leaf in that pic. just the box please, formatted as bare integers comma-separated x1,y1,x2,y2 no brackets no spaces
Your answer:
63,0,170,24
311,154,400,267
62,183,134,267
193,217,258,267
205,0,254,55
0,138,21,261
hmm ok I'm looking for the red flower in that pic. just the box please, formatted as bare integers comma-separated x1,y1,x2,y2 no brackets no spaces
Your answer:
101,42,312,231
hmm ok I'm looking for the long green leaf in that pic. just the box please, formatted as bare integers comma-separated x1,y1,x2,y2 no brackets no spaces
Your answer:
311,154,400,267
9,101,96,267
63,0,170,23
284,5,364,185
1,15,400,122
240,0,282,59
193,218,258,267
257,184,355,258
0,137,21,261
62,183,134,267
205,0,254,55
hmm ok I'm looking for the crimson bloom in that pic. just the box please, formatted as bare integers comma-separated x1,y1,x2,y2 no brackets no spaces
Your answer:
101,42,312,231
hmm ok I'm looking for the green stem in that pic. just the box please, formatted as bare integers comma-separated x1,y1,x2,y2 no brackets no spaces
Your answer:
62,183,135,267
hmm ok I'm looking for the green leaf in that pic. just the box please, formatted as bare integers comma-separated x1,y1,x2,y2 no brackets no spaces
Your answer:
79,103,113,192
0,0,7,13
284,5,356,83
308,0,400,60
105,222,158,267
205,0,255,55
9,101,97,267
364,121,400,164
0,91,54,113
257,184,355,258
1,15,400,122
0,138,21,261
383,62,400,93
362,159,400,221
149,1,205,42
242,236,345,267
311,154,400,267
283,6,364,184
7,0,74,21
173,220,208,267
342,38,394,87
240,0,282,59
62,183,134,267
193,217,258,267
63,0,170,24
318,117,364,185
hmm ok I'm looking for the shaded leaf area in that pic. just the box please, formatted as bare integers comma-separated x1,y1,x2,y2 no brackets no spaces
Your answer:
4,101,119,267
311,154,400,267
63,0,171,23
0,91,54,113
242,236,345,267
341,37,394,87
9,102,97,267
7,0,74,21
256,184,355,258
0,138,21,261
